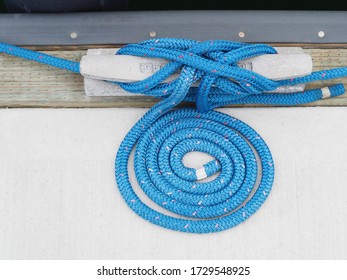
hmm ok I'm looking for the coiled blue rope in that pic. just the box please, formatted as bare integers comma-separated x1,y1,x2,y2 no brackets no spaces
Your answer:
1,38,346,233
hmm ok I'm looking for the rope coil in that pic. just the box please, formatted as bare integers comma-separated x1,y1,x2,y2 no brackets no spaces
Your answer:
1,38,346,233
116,108,274,233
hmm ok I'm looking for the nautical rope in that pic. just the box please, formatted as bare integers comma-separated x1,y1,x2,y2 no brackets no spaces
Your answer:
0,38,345,233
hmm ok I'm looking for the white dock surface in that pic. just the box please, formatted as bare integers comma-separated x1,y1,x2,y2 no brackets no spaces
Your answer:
0,107,346,259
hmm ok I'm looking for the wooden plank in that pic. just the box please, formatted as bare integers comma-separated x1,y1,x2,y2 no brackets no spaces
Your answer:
1,46,347,108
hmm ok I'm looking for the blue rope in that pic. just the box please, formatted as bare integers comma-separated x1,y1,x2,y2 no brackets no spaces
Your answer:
1,38,346,233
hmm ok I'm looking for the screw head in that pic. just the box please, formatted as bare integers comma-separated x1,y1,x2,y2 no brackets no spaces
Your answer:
318,31,325,38
149,31,157,38
70,32,78,39
238,32,245,38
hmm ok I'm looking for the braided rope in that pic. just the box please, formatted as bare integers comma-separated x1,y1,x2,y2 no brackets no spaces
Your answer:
1,38,346,233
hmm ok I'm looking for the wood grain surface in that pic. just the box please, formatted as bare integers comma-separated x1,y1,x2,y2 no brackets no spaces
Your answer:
1,45,347,108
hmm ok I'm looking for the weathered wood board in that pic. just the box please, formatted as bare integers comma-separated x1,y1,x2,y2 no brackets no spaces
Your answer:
1,45,347,108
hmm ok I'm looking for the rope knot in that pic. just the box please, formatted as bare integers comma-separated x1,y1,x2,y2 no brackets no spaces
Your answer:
117,38,279,112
